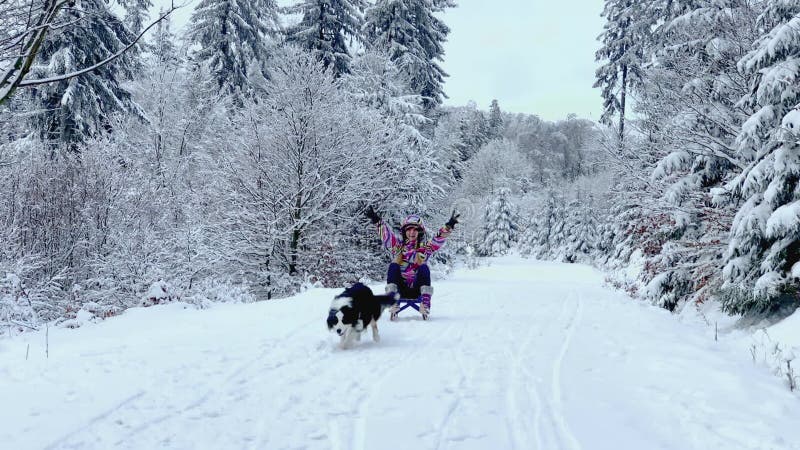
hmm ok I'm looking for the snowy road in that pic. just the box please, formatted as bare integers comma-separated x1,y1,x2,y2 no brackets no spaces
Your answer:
2,256,799,450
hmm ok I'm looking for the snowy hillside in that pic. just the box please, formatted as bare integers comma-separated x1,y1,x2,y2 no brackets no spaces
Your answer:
2,256,799,450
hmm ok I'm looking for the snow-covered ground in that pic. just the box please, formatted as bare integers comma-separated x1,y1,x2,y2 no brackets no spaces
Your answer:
2,256,799,450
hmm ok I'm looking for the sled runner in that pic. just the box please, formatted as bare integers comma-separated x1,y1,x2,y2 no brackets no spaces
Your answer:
390,296,428,321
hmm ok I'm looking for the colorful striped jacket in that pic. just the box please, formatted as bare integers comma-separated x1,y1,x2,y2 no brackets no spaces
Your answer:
377,220,453,286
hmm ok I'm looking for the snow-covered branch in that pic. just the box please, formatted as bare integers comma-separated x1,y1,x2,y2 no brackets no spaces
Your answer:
0,1,181,104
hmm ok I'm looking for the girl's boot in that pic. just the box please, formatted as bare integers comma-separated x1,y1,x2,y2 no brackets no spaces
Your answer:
420,286,433,319
386,283,400,320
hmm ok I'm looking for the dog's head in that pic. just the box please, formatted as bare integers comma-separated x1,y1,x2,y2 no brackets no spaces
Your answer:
327,295,357,336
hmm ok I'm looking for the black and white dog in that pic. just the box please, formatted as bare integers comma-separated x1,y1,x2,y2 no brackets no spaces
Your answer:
327,282,398,349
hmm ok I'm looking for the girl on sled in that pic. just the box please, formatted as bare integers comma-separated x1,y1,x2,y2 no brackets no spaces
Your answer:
364,206,460,319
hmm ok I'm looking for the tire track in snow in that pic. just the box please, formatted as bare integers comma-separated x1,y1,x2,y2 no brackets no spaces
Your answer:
352,314,459,450
350,353,410,450
433,371,467,450
507,325,544,450
43,391,146,450
248,338,336,450
506,343,532,449
511,293,572,450
433,323,470,450
327,420,344,450
549,289,583,450
54,317,322,450
238,310,441,450
478,287,533,450
431,286,499,450
468,285,549,450
161,318,322,432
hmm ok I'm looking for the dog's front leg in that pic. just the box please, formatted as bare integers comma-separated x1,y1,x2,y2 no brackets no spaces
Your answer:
371,321,380,342
339,327,352,349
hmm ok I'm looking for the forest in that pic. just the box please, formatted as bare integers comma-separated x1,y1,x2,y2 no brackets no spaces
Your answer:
2,0,799,333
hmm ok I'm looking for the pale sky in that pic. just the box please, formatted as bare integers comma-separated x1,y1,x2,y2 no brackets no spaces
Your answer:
151,0,606,122
440,1,605,122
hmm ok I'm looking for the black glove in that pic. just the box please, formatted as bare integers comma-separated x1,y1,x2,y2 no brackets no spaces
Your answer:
446,210,460,229
365,205,381,225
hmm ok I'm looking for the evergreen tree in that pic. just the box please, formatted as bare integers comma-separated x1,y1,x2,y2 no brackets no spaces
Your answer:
121,0,153,34
343,50,428,133
120,0,155,77
285,0,367,77
488,98,503,139
563,196,598,263
645,0,757,198
549,197,570,259
27,0,141,147
643,260,692,311
152,8,180,67
594,0,651,143
641,0,759,313
518,216,536,258
364,0,455,110
594,206,618,265
719,1,800,314
537,192,562,258
478,187,519,256
519,190,560,259
186,0,280,106
341,49,447,211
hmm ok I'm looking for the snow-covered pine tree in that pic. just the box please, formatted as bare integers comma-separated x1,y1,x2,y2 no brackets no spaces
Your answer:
643,252,692,311
186,0,280,106
563,195,598,264
643,0,758,198
636,0,759,312
342,50,451,214
519,190,560,259
478,187,519,256
285,0,367,77
342,52,448,214
26,0,141,146
342,50,429,142
364,0,455,110
152,8,180,67
594,205,617,265
550,192,575,260
561,199,583,263
120,0,153,34
488,99,503,139
594,0,651,143
537,192,561,259
518,215,536,258
719,1,800,315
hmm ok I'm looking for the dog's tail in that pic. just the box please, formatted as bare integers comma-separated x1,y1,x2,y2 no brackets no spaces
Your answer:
375,292,399,308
